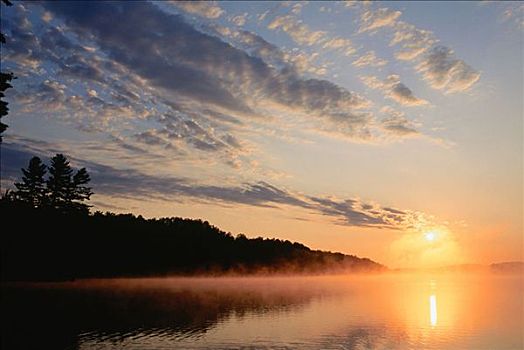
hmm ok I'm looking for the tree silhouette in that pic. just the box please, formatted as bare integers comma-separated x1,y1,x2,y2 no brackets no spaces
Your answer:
47,154,74,210
47,154,92,212
0,204,385,281
1,154,386,281
1,0,16,195
14,156,47,208
0,72,14,141
0,0,14,142
71,167,93,212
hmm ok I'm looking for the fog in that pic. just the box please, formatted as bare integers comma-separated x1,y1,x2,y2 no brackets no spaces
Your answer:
2,271,522,349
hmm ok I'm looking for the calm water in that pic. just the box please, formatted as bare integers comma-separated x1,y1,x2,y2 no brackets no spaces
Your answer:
1,274,523,349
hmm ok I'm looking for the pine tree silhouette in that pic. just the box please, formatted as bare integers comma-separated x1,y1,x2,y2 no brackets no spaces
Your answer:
47,154,74,211
0,0,15,142
14,156,47,207
72,167,93,212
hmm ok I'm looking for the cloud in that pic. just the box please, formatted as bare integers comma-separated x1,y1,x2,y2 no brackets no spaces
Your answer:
307,196,425,229
34,1,372,139
343,1,360,8
13,74,152,134
283,51,328,76
133,129,169,147
208,26,327,76
230,13,248,26
379,106,420,137
0,0,390,180
3,137,431,230
268,15,326,46
3,2,456,185
255,3,283,24
290,2,305,15
41,10,53,23
360,75,429,106
416,46,481,93
502,3,524,29
322,37,356,56
310,197,395,227
257,10,270,23
390,21,436,60
209,25,283,64
352,51,388,68
359,7,402,33
27,79,67,110
169,1,224,19
150,114,244,153
356,5,480,93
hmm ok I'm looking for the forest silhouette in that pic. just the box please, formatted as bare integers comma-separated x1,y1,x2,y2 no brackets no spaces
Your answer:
1,154,385,281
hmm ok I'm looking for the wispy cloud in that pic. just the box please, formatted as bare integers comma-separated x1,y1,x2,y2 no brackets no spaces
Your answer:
208,25,328,76
12,0,469,154
358,7,402,33
322,37,356,56
168,1,224,19
308,196,419,229
417,46,481,93
3,137,434,230
1,0,394,177
29,2,372,139
390,21,436,61
268,15,326,46
501,2,524,29
230,12,248,26
352,51,388,68
379,106,420,137
360,75,429,106
357,5,480,93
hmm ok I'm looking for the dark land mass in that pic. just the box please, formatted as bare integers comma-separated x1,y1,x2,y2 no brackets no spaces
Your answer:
489,261,524,273
0,201,385,281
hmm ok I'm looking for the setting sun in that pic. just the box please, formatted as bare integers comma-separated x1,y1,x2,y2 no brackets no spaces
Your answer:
425,232,437,242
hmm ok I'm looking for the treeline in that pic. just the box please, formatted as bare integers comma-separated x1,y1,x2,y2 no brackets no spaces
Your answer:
1,155,385,281
7,154,92,213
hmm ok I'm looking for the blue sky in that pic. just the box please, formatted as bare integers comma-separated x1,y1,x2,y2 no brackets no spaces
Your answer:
1,1,522,267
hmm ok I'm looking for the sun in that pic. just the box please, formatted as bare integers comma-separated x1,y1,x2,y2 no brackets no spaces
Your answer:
424,231,437,242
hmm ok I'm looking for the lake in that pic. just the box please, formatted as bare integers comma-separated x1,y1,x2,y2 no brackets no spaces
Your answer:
1,273,522,349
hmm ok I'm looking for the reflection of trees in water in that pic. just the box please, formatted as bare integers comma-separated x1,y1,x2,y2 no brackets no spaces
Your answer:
1,280,326,350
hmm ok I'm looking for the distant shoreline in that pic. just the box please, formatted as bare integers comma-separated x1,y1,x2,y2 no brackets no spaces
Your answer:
0,201,385,282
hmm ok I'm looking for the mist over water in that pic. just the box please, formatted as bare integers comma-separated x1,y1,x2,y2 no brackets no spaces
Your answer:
2,273,522,350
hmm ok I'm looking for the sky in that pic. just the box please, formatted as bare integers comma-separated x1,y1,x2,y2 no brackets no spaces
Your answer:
1,1,522,268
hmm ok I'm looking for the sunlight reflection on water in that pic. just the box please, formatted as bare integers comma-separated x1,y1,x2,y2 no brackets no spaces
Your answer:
429,294,437,327
1,273,522,350
429,278,437,328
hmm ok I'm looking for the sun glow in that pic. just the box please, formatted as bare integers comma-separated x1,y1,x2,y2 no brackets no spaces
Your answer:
390,226,464,268
425,231,437,242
